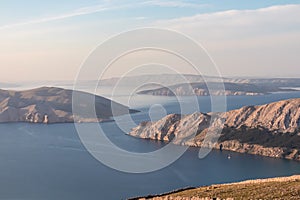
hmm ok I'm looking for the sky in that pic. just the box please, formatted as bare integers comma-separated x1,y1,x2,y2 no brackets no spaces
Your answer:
0,0,300,82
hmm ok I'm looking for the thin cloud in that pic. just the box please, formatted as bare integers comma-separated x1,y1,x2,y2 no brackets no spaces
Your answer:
152,4,300,77
153,4,300,39
0,1,207,31
142,0,209,8
0,4,130,30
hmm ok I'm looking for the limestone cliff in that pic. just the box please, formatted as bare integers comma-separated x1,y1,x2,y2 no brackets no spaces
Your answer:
129,98,300,161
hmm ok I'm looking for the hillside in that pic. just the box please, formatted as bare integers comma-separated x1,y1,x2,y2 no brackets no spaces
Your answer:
129,98,300,160
0,87,136,123
129,175,300,200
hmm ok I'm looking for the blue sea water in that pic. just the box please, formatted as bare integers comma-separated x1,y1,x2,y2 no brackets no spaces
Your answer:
0,91,300,199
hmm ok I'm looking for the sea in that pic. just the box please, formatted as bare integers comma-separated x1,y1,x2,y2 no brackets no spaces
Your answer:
0,84,300,199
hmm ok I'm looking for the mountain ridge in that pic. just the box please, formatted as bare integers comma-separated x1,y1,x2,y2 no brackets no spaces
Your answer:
129,98,300,161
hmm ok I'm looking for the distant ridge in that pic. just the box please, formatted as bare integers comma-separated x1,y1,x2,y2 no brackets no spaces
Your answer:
137,82,273,96
99,73,300,88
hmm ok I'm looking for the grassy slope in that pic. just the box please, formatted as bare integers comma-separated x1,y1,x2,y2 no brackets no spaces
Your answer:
134,175,300,200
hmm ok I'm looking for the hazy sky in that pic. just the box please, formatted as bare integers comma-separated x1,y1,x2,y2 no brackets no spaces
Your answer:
0,0,300,82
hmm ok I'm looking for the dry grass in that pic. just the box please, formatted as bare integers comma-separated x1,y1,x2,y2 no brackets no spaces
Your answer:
137,175,300,200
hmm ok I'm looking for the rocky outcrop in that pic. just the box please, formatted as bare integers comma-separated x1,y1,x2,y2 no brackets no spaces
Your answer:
129,98,300,161
0,87,137,123
222,98,300,133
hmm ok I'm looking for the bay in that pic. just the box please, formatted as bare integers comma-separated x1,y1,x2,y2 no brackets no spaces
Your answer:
0,91,300,199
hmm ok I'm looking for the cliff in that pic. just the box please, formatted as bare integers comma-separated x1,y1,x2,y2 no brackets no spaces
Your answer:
0,87,137,123
129,98,300,161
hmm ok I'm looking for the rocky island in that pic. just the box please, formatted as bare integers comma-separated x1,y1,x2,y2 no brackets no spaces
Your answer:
0,87,137,123
129,98,300,161
137,82,293,96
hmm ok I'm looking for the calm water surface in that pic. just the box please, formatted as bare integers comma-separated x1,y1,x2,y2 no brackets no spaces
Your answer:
0,91,300,199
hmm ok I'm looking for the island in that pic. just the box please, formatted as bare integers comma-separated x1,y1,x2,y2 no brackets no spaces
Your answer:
137,82,294,96
99,74,300,88
98,74,300,96
0,87,137,123
129,98,300,161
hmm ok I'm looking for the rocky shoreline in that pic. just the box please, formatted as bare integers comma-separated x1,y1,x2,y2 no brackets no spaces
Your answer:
186,139,299,161
129,98,300,161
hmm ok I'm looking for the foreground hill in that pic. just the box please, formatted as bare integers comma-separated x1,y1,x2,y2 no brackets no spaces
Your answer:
129,98,300,160
129,175,300,200
0,87,136,123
